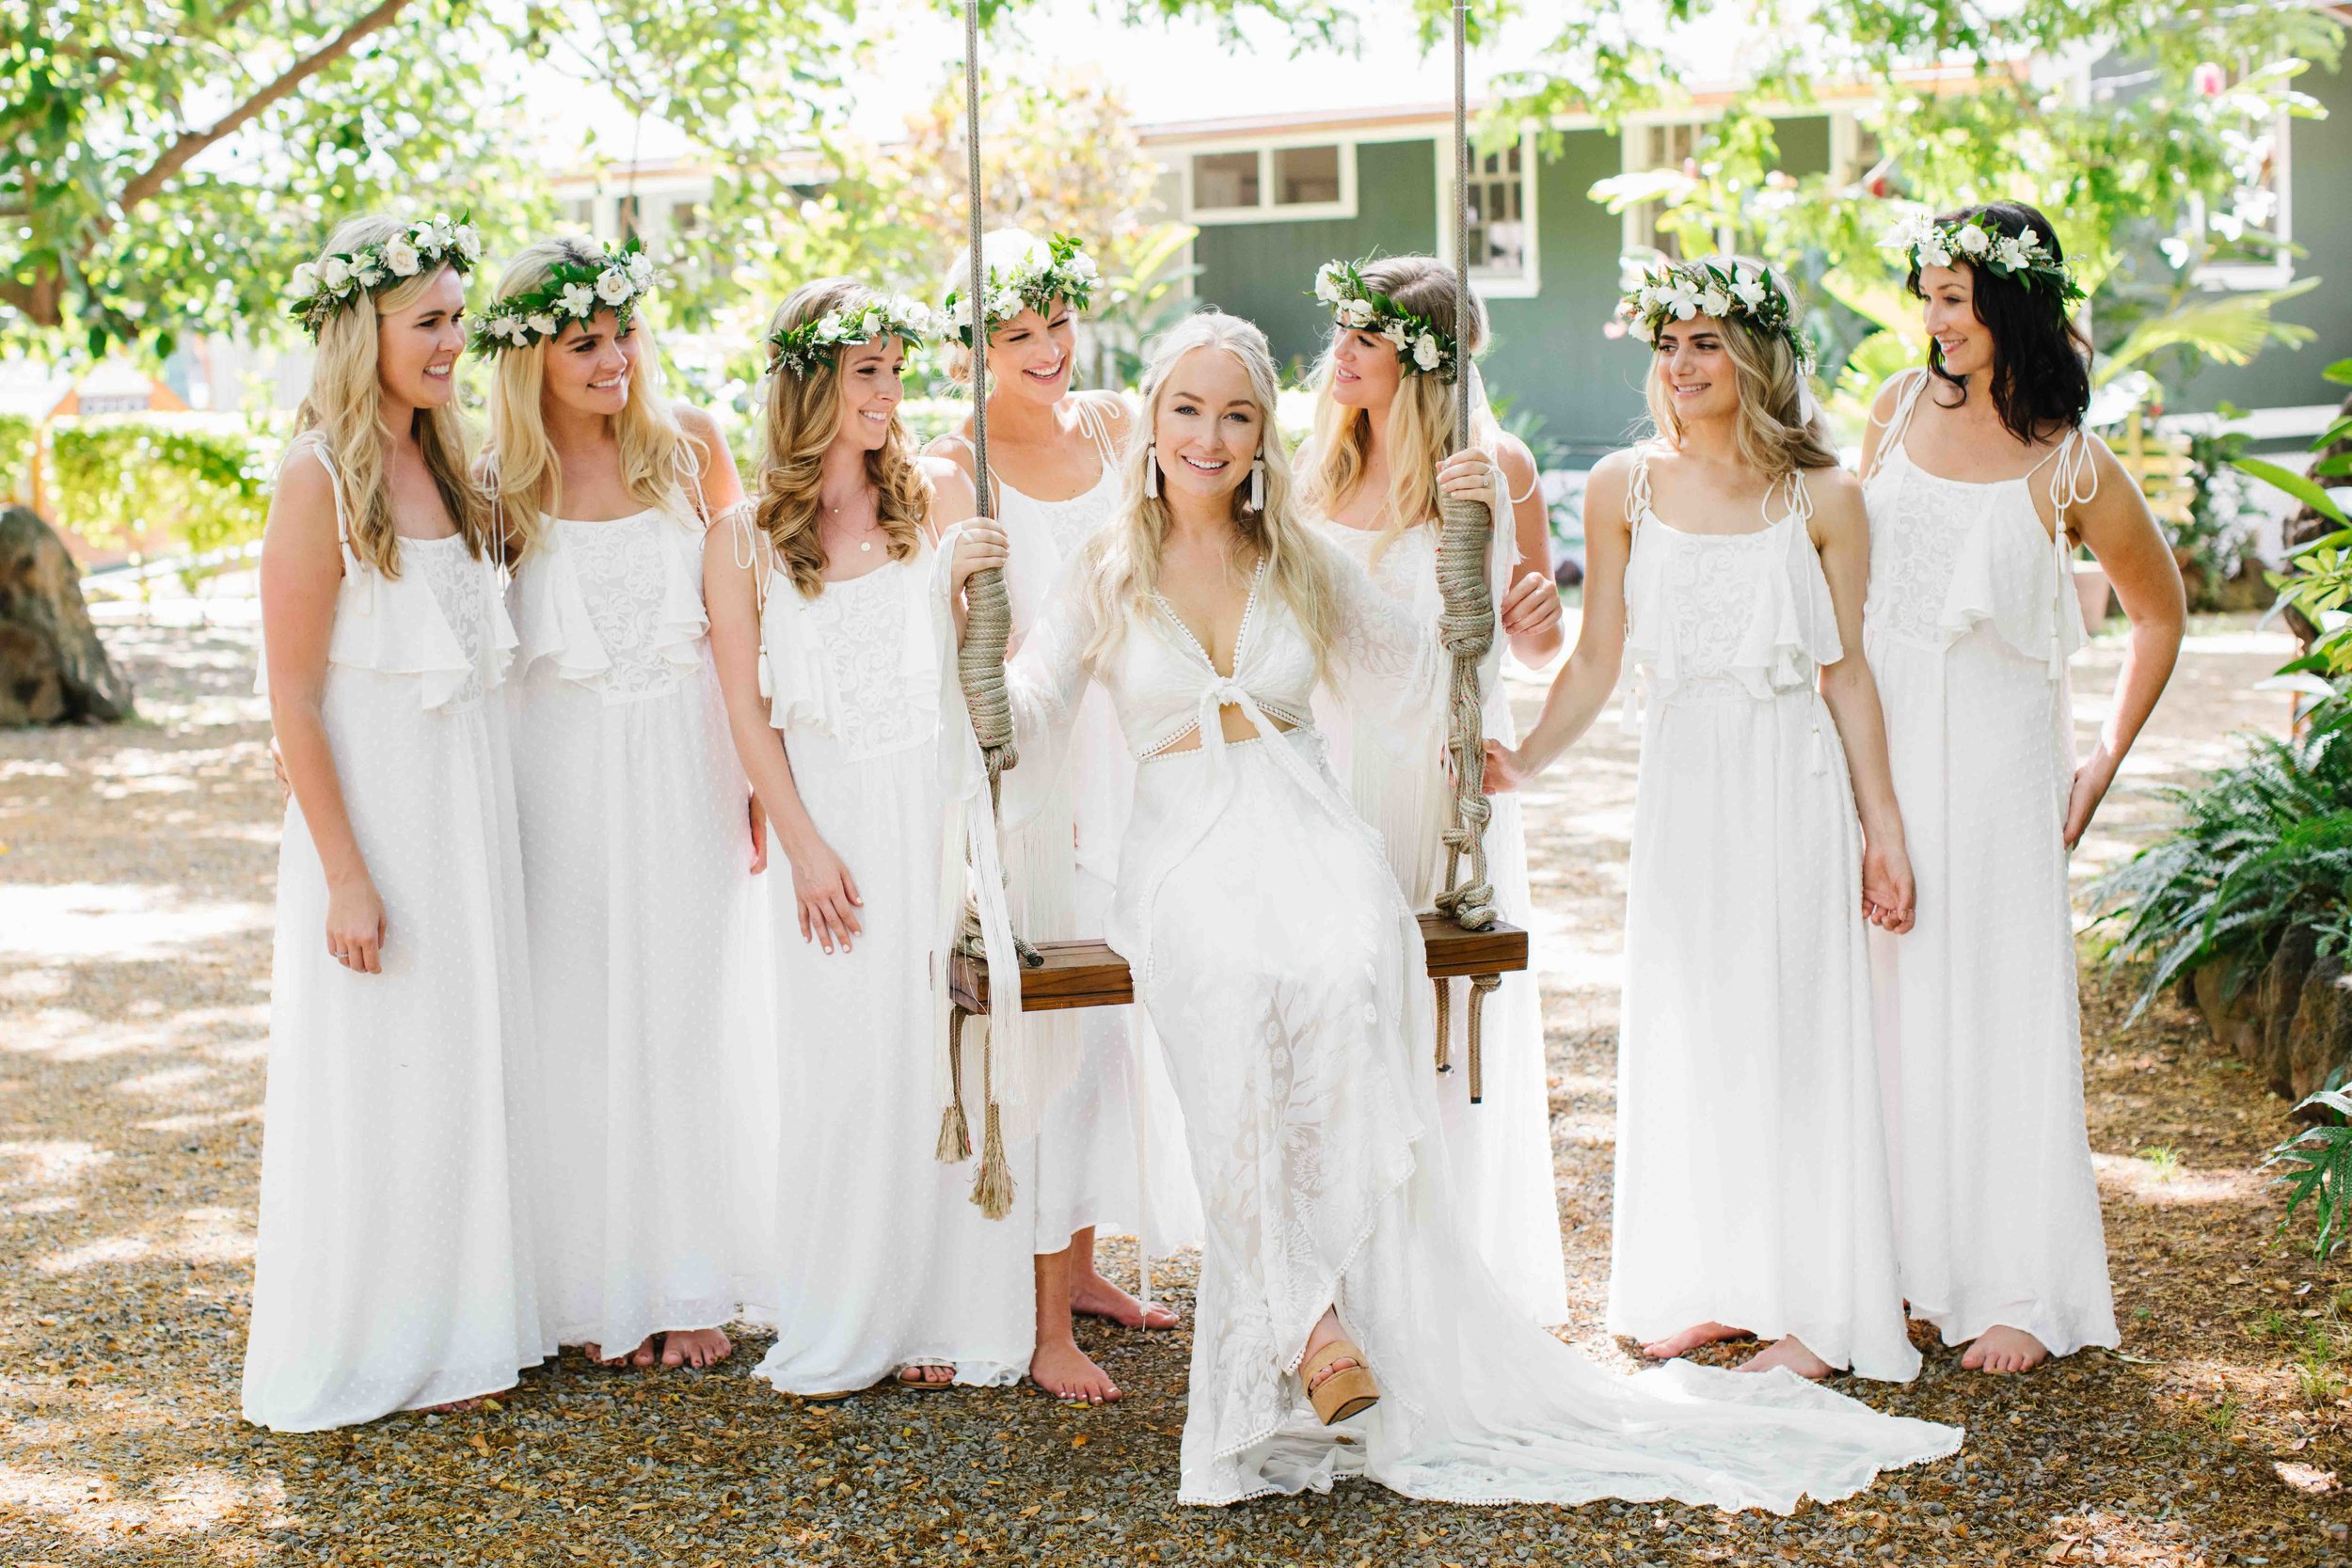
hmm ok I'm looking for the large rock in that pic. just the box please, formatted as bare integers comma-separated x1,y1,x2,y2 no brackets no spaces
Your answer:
0,504,134,725
2288,950,2352,1106
2253,925,2320,1101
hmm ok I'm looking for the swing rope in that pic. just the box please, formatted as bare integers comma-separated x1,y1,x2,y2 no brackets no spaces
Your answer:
944,0,1025,1218
1429,0,1502,1090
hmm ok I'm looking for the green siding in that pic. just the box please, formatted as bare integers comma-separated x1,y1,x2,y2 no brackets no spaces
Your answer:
2175,62,2352,416
1776,113,1832,178
1190,139,1436,377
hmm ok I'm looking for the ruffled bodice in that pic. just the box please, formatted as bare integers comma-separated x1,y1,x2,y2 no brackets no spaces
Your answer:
259,439,516,713
1861,370,2090,677
1620,449,1840,721
771,556,942,761
509,504,707,705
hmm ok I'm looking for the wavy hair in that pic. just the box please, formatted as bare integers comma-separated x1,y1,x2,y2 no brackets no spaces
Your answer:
1300,255,1494,564
290,214,490,577
1643,254,1838,481
1905,199,2091,446
1082,309,1343,679
755,277,931,600
482,234,707,562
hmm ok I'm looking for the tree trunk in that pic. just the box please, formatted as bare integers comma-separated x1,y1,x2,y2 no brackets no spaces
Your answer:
0,505,135,725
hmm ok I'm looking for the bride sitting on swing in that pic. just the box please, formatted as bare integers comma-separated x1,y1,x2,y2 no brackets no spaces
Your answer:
984,309,1962,1510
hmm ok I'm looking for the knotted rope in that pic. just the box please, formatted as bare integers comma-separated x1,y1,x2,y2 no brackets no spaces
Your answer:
942,0,1030,1218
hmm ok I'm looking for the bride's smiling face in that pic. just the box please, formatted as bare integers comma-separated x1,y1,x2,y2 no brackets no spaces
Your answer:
1152,345,1262,505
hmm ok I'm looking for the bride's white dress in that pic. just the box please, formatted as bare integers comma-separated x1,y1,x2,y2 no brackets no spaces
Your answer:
1313,513,1568,1325
1007,541,1961,1509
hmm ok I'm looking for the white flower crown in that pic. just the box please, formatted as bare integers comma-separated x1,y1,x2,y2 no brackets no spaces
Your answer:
941,233,1099,346
472,237,663,354
767,293,935,378
1311,260,1461,382
287,213,483,338
1617,259,1814,373
1879,211,2085,305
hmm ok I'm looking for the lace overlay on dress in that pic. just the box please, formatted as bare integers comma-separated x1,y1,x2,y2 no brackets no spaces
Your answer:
557,513,696,704
405,535,491,710
798,563,937,761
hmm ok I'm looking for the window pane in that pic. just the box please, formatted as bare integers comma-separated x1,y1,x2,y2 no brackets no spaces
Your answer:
672,200,701,235
1272,145,1342,206
1470,143,1527,277
1193,151,1261,210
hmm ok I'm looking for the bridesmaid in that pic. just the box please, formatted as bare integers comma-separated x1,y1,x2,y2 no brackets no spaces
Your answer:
1297,254,1569,1325
1864,203,2184,1373
477,235,761,1372
246,214,549,1428
705,277,1033,1395
929,228,1200,1406
1490,258,1920,1381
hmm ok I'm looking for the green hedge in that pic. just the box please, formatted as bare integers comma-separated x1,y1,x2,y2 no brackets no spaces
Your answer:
45,416,279,585
0,412,33,503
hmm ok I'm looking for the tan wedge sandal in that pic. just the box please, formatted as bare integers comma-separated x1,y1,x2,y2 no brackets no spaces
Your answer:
1300,1339,1379,1424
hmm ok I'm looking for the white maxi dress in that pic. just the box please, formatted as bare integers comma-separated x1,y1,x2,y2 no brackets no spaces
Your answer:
1862,370,2120,1359
947,394,1202,1261
746,533,1035,1393
1607,453,1916,1382
1314,506,1569,1326
1007,541,1960,1509
508,498,755,1354
244,441,550,1430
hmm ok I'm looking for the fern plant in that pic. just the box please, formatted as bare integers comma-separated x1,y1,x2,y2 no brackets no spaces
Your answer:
2090,701,2352,1022
2265,1082,2352,1259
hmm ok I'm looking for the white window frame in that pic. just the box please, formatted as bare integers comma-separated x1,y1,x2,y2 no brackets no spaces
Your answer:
2194,103,2295,293
1434,128,1541,299
1178,135,1359,225
1616,114,1723,262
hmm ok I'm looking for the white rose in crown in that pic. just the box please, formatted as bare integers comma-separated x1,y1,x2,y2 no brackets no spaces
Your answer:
1413,333,1441,371
383,237,421,277
318,255,352,292
1381,323,1410,353
903,302,935,335
357,263,386,288
1070,253,1098,281
1338,299,1374,328
455,226,483,264
1313,265,1344,305
1957,224,1991,256
558,282,596,317
290,262,320,300
529,312,559,338
989,285,1021,320
1698,286,1733,317
626,252,656,286
595,269,632,305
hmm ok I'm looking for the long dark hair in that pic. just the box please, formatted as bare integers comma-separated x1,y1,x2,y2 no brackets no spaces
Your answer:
1904,200,2090,447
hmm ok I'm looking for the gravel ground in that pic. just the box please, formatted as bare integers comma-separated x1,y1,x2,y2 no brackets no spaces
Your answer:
1,607,2345,1567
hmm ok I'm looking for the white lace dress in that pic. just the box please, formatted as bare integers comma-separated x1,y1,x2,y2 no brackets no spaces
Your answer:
1862,371,2120,1358
745,536,1034,1393
952,394,1202,1261
507,500,755,1354
1608,452,1916,1381
1009,542,1960,1509
244,442,548,1431
1313,515,1568,1326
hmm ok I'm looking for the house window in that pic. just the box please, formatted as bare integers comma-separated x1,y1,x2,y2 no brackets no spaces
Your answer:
1620,119,1708,259
1184,143,1356,223
1467,140,1530,281
2189,105,2293,291
671,200,701,237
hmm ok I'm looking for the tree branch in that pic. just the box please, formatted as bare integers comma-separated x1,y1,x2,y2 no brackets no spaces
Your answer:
113,0,421,217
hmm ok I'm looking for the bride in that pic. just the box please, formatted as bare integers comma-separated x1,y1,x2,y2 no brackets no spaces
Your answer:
990,309,1961,1509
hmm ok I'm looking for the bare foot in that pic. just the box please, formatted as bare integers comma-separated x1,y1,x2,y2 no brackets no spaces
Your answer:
1639,1322,1752,1360
1071,1272,1179,1331
660,1328,733,1370
1030,1337,1120,1404
1960,1324,2049,1374
898,1362,956,1387
1739,1336,1835,1379
581,1336,658,1370
423,1386,511,1415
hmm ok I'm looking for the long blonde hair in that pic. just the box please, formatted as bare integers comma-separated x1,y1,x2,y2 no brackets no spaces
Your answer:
482,234,707,561
1644,254,1837,479
755,277,931,600
1301,255,1491,562
937,227,1062,387
291,214,491,577
1082,310,1343,678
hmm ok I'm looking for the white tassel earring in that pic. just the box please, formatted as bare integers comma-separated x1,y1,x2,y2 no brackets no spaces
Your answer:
1248,454,1265,511
1145,441,1160,499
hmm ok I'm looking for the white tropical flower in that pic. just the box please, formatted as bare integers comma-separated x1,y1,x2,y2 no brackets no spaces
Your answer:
594,268,632,305
1412,333,1441,371
290,262,320,299
1068,252,1098,281
357,263,386,288
383,237,421,277
2018,228,2041,254
1381,323,1410,353
1638,284,1664,311
558,282,596,317
987,285,1021,321
1313,263,1346,305
1918,240,1952,269
1698,286,1733,318
454,226,483,264
816,311,847,342
1994,236,2031,272
899,301,935,335
1730,272,1769,309
1956,223,1991,256
529,312,559,338
626,251,656,286
1661,279,1701,319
